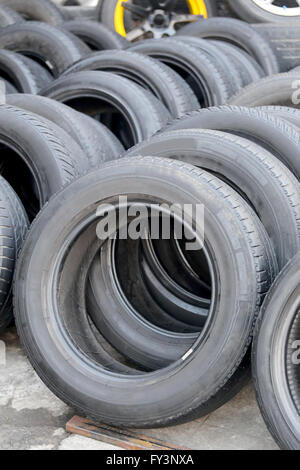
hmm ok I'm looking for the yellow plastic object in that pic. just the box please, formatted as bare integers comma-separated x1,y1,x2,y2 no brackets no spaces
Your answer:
114,0,208,37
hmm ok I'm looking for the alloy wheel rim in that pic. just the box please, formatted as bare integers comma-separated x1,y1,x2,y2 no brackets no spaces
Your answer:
252,0,300,17
114,0,208,40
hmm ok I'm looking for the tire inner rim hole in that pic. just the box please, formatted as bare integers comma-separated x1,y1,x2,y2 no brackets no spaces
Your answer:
61,96,136,149
0,142,39,220
56,202,216,376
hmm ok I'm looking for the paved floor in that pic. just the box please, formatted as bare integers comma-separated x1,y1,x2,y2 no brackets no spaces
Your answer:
0,327,278,450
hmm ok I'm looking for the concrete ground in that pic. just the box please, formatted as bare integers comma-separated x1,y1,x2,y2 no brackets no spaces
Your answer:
0,327,278,450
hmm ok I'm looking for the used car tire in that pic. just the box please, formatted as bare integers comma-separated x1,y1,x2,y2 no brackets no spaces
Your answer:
41,71,171,149
14,156,276,427
169,35,243,95
161,106,300,179
253,252,300,449
129,38,232,106
209,40,264,86
60,5,96,21
63,49,199,118
64,19,129,50
0,176,28,335
7,94,124,166
253,24,300,73
0,22,89,77
177,18,279,75
0,105,86,219
87,155,277,370
0,50,52,94
228,73,300,108
0,0,64,25
1,78,18,94
257,106,300,129
88,235,201,336
0,5,23,27
126,129,300,269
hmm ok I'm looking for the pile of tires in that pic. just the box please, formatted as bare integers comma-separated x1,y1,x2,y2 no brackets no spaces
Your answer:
54,0,300,73
0,0,299,452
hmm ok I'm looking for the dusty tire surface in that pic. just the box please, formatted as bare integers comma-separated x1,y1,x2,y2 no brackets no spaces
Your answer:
160,106,300,179
7,94,124,166
0,0,64,25
41,71,171,149
64,49,199,118
0,176,28,335
0,50,52,94
0,5,23,27
177,18,279,75
0,104,87,219
64,19,129,50
129,38,232,106
228,73,300,108
0,22,89,77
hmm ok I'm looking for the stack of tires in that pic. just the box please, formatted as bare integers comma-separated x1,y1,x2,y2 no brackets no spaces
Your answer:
53,0,300,73
0,0,298,452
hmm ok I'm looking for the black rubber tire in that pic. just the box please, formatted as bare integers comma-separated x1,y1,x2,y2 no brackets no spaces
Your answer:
138,236,210,328
14,156,276,427
1,78,18,94
64,19,129,50
144,236,212,298
169,35,242,95
60,6,96,21
88,236,200,336
160,106,300,179
87,159,277,370
41,71,171,149
0,22,89,77
88,234,205,336
129,38,231,106
7,94,124,167
63,49,199,118
253,24,300,73
0,5,23,27
0,105,86,219
126,129,300,270
97,0,218,28
177,18,279,75
0,0,64,25
228,73,300,109
228,0,300,24
257,106,300,129
252,252,300,450
0,176,28,335
209,40,264,86
0,50,52,94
